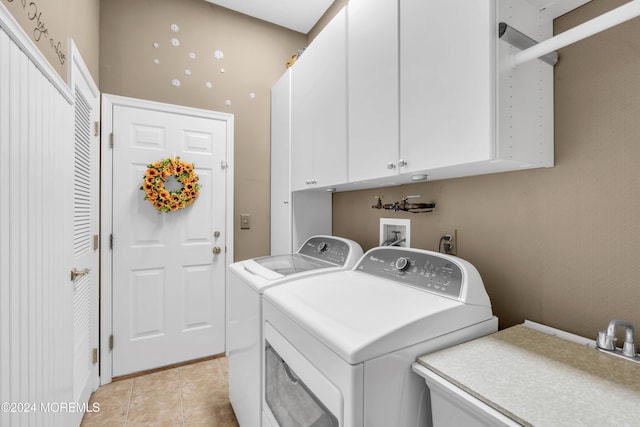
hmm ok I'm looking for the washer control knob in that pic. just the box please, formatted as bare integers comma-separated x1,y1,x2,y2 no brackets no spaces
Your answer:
318,242,329,253
395,257,410,271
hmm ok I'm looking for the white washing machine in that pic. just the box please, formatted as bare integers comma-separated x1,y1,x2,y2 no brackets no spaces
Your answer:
227,235,363,427
261,246,498,427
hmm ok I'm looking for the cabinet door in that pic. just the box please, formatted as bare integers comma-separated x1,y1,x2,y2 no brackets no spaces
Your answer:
270,70,292,255
291,46,314,191
309,7,348,188
400,0,494,172
290,7,348,190
348,0,399,182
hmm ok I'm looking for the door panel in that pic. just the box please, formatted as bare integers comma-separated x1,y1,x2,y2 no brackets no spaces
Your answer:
270,70,292,254
72,83,99,413
112,104,227,376
400,0,493,170
348,0,399,182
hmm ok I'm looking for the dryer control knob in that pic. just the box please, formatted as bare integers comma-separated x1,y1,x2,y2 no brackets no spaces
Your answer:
318,242,329,253
395,257,410,271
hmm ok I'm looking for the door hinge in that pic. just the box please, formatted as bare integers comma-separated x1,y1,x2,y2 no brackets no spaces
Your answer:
93,234,99,250
94,121,100,137
109,234,113,250
92,348,98,364
109,133,114,148
109,335,114,351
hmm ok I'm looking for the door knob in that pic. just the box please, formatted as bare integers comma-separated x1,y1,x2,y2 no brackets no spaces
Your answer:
212,246,222,255
71,268,90,281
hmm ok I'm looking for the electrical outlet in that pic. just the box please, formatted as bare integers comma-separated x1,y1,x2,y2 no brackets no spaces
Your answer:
441,229,457,256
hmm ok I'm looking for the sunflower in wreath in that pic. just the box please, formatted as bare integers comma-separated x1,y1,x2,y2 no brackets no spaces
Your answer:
140,156,200,213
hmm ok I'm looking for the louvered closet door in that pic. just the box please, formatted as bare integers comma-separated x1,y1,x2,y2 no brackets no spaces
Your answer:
72,87,99,409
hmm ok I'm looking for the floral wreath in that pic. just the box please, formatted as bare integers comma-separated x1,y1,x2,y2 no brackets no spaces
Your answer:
140,156,200,213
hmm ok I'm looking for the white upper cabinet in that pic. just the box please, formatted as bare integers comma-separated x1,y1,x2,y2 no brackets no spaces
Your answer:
285,0,555,193
398,0,553,181
291,7,348,191
344,0,553,188
348,0,399,182
400,0,494,174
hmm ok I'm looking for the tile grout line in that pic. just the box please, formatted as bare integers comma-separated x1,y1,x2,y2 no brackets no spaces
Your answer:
178,367,186,427
124,379,134,426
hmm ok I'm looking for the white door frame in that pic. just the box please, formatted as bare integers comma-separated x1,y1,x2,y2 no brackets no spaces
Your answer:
100,94,234,384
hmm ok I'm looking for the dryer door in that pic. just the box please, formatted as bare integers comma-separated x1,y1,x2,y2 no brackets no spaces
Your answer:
264,324,341,427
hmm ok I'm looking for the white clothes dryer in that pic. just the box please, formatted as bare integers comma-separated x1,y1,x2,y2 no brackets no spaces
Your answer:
227,235,363,427
262,246,498,427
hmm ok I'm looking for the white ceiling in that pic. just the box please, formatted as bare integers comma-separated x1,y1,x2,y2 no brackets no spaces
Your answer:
204,0,334,34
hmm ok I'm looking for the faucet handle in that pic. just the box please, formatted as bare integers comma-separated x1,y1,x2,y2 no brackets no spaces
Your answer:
622,340,637,358
596,331,616,351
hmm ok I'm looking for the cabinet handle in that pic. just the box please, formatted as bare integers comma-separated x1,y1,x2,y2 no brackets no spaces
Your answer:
307,179,317,185
387,162,396,170
399,159,407,168
283,200,289,204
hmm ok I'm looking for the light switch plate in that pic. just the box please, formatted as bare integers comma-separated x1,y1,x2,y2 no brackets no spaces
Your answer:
240,214,251,230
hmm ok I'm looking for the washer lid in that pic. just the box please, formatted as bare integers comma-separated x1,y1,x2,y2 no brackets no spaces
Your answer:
251,254,334,277
248,235,364,278
228,235,364,293
263,270,494,364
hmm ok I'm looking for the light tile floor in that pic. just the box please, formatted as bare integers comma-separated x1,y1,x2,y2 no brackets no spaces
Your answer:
80,357,239,427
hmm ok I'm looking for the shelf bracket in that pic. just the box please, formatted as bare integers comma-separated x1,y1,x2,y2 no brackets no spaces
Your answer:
509,0,640,67
498,22,558,66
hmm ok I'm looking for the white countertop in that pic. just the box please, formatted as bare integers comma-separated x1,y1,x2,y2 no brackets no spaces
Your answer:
416,325,640,426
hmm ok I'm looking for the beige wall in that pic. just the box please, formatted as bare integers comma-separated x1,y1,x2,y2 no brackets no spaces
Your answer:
1,0,100,82
5,0,637,340
100,0,307,261
333,0,640,339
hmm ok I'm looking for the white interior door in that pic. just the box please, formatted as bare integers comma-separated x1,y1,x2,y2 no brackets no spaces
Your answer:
111,102,228,377
71,88,99,405
69,40,100,419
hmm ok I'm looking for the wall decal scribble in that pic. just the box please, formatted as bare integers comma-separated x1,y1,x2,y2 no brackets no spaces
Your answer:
6,0,66,65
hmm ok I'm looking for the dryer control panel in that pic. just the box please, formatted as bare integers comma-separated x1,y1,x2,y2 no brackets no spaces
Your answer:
298,236,351,266
355,248,464,299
